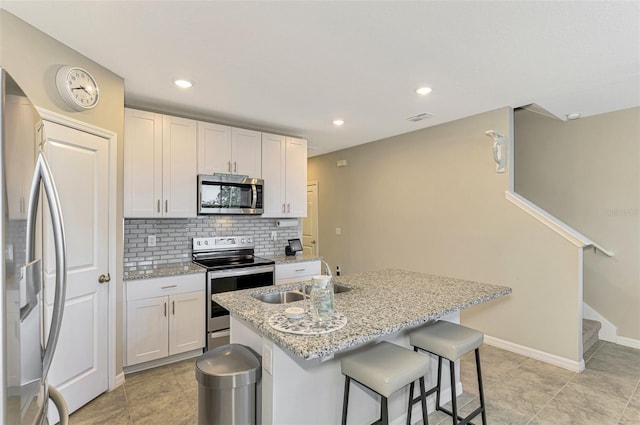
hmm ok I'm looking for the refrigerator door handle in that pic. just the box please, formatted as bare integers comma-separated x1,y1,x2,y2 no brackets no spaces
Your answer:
25,152,68,379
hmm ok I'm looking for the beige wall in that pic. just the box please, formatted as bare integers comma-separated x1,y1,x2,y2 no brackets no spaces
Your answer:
515,107,640,341
0,10,126,372
308,107,584,362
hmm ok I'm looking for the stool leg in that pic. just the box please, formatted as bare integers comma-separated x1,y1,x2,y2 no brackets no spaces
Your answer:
342,376,350,425
381,396,389,425
475,348,487,425
449,360,457,425
407,381,415,425
435,356,443,411
419,376,429,425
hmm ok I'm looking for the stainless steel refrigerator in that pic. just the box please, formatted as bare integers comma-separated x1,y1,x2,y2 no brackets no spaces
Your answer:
1,68,70,424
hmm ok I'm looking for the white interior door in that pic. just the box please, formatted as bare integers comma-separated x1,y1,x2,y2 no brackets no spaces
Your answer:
41,121,109,419
302,182,318,256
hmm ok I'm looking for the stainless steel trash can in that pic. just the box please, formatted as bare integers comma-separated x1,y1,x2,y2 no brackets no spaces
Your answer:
195,344,261,425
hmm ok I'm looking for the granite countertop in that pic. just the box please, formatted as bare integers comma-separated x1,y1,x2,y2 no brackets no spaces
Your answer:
124,263,206,281
213,268,512,360
267,253,322,264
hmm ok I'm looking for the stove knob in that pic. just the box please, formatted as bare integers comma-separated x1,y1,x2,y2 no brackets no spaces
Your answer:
247,237,252,243
240,239,245,244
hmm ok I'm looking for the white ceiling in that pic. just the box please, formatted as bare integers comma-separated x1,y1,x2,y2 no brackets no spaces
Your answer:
4,1,639,157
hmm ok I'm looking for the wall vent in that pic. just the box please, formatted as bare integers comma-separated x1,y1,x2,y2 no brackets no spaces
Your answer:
406,112,433,122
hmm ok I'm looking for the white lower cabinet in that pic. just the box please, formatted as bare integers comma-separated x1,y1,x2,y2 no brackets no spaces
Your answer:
275,260,321,285
125,274,205,367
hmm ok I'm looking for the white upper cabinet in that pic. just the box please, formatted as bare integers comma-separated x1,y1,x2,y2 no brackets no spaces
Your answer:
262,134,307,217
232,128,262,178
197,122,232,174
197,123,262,178
124,108,197,218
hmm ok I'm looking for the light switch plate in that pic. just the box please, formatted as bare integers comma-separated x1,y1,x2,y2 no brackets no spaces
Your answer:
148,235,156,247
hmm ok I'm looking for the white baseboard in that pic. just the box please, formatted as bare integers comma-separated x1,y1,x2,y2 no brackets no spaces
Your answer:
582,302,617,343
113,372,125,389
123,349,203,375
484,335,584,372
617,336,640,349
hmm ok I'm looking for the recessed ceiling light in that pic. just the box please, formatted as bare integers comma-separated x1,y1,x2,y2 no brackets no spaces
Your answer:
333,119,345,126
174,79,193,88
416,87,432,95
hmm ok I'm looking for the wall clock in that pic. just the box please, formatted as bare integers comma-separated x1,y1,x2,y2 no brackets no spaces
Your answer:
55,66,100,111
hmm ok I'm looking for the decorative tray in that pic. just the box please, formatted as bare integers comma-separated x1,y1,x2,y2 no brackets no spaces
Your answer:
268,311,347,335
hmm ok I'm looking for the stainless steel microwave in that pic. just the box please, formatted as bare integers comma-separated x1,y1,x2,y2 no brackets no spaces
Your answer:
197,174,264,215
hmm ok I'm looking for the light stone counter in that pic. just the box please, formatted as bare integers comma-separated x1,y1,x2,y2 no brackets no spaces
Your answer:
266,253,322,264
124,263,206,281
213,268,511,360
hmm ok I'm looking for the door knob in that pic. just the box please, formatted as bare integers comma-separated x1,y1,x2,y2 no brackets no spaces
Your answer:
98,273,111,284
311,240,316,244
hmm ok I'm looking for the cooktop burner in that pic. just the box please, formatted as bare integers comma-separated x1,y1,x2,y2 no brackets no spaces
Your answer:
192,236,274,271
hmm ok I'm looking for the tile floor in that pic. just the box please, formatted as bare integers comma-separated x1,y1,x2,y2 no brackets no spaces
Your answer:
70,340,640,425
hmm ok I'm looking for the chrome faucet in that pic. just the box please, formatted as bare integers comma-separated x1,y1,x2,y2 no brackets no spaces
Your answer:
321,260,333,278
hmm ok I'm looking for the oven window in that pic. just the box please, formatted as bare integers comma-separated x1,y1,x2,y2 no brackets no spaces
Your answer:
209,270,273,318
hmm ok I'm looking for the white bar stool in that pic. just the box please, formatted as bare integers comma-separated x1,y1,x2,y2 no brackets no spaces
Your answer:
340,341,430,425
407,321,486,425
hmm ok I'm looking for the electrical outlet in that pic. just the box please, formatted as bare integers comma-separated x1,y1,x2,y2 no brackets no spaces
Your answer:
271,231,277,241
148,235,156,247
335,227,342,236
336,265,341,277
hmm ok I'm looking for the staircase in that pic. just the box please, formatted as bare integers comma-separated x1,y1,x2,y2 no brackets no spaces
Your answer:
583,318,602,354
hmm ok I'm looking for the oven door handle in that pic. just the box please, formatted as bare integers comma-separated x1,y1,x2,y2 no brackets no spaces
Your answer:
208,265,275,279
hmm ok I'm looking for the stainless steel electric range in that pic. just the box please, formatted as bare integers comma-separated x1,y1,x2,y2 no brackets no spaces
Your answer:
192,236,275,350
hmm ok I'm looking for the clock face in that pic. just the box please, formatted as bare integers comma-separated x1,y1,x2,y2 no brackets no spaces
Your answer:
56,66,100,111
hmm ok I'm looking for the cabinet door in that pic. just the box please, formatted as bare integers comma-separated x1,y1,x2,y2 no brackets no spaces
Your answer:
162,115,197,217
285,137,308,217
197,122,232,174
169,291,205,355
231,128,262,177
126,296,169,366
261,133,286,217
124,109,163,217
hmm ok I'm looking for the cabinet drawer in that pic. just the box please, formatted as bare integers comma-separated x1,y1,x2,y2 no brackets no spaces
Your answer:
126,273,205,301
275,260,321,283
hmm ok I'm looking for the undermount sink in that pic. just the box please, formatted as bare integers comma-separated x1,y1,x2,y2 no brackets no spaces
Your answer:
301,283,352,296
252,291,305,304
252,284,352,304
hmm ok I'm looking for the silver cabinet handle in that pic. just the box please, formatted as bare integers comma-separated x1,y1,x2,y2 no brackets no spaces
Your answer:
157,199,160,213
98,273,111,284
161,285,177,289
26,152,67,380
282,203,286,213
228,161,232,173
172,300,175,315
287,203,290,213
295,268,306,272
165,200,168,213
233,161,237,173
164,302,167,317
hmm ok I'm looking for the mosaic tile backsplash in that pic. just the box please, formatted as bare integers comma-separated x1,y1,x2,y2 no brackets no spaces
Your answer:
124,216,300,278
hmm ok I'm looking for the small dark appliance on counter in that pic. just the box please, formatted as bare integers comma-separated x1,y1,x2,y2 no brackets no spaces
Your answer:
285,239,302,256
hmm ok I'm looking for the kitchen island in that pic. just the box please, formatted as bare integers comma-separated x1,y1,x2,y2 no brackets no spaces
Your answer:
213,269,511,425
